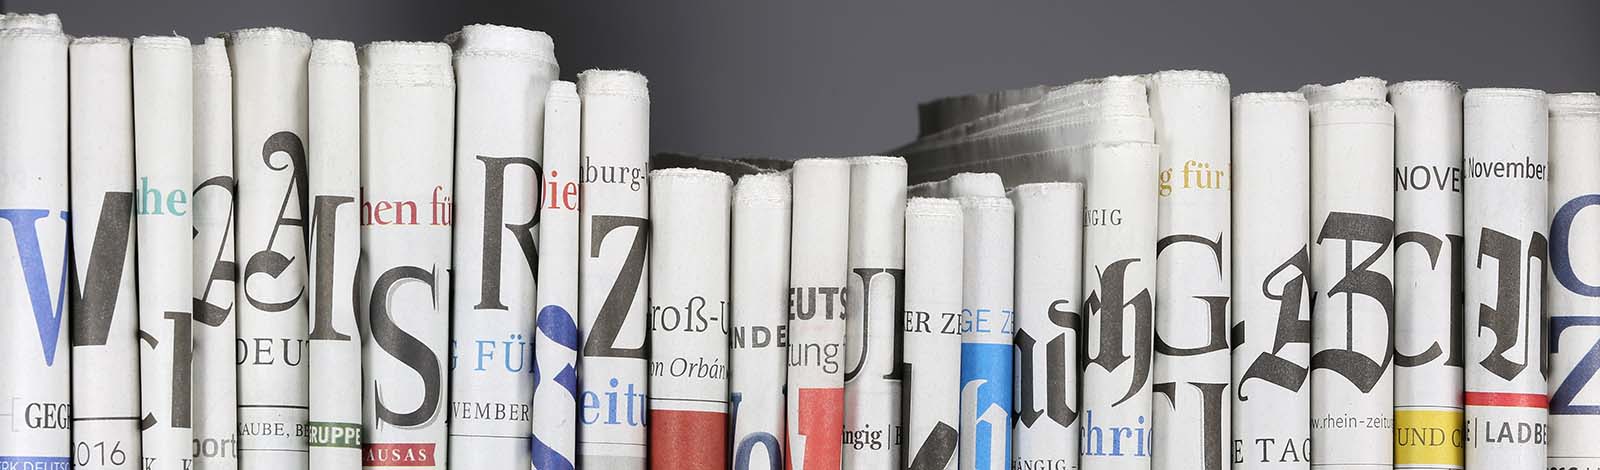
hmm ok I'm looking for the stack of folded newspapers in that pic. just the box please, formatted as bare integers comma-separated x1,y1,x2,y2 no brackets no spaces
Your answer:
900,71,1597,470
6,9,1600,470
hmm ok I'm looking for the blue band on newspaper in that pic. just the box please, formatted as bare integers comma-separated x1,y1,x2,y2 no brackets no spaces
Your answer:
0,456,72,470
960,342,1013,469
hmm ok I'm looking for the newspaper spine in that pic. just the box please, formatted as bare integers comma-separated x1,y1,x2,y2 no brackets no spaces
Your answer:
134,34,196,470
1148,70,1232,470
1079,143,1158,470
729,173,792,470
307,38,363,470
1009,182,1084,470
226,27,313,469
1230,92,1312,470
576,69,652,469
192,36,239,470
1461,88,1548,470
1388,81,1465,470
0,24,72,469
903,198,964,470
1308,98,1396,470
647,169,733,470
358,41,456,470
446,25,557,469
1547,92,1600,468
532,80,582,470
69,36,143,470
843,157,909,469
786,158,850,470
956,195,1014,470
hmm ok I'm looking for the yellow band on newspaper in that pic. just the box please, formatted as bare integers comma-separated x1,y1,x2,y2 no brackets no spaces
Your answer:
1395,410,1464,466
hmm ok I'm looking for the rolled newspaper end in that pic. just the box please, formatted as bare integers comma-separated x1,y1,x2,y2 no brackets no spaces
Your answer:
1550,92,1600,114
69,36,143,470
786,157,850,470
912,150,1085,190
905,74,1150,157
647,168,733,469
916,84,1050,137
1462,88,1548,469
906,180,946,198
1230,92,1312,470
1300,76,1388,105
1388,80,1465,470
1146,70,1232,470
1309,98,1396,470
1009,182,1084,470
576,69,651,470
902,198,963,470
306,38,363,470
843,156,908,469
0,12,61,31
447,24,558,469
1079,142,1158,470
728,172,791,470
532,80,582,470
957,195,1014,470
945,172,1006,198
901,73,1156,187
1547,91,1600,468
192,36,239,470
358,41,455,470
134,34,195,470
224,27,313,470
0,24,70,468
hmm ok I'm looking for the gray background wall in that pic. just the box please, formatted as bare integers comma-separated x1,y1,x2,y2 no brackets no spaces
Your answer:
14,0,1599,158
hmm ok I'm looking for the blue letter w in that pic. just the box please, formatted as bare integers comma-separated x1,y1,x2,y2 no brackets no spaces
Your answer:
0,209,70,366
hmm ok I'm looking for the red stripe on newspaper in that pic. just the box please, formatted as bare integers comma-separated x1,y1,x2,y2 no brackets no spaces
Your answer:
788,387,844,470
650,408,728,470
1463,392,1548,408
363,443,437,467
